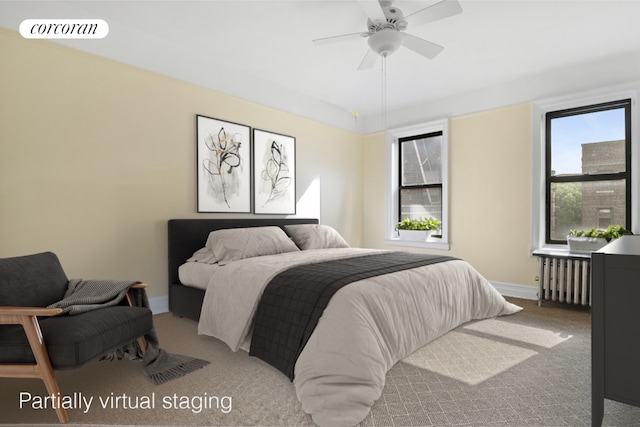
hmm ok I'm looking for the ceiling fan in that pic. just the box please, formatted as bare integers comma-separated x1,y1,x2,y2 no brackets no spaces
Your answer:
312,0,462,70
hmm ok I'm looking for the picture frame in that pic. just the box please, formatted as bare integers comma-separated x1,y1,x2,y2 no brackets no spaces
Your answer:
253,129,296,215
196,115,251,213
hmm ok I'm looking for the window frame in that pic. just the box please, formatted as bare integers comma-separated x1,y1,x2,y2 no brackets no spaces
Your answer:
386,119,450,250
545,99,632,244
532,88,639,253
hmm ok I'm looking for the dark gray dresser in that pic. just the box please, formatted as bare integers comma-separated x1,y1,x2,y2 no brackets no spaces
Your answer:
592,235,640,426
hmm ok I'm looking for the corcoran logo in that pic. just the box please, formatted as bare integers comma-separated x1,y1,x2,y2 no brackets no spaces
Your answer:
19,19,109,39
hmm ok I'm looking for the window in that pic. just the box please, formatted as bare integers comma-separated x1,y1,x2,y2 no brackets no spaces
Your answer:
386,119,449,250
532,88,638,251
399,132,443,228
545,99,632,244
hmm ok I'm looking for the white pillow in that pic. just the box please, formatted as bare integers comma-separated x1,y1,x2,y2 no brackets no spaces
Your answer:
284,224,350,250
206,226,299,265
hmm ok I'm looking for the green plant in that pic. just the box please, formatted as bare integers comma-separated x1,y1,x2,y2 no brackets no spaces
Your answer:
568,225,632,242
395,217,440,231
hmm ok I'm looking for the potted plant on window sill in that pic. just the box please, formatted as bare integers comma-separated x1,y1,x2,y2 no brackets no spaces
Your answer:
395,217,440,242
567,225,632,254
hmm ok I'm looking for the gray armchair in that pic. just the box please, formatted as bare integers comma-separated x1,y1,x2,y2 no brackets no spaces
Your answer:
0,252,153,423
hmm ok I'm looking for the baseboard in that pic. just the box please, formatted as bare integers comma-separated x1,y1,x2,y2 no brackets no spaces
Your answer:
490,281,538,301
148,295,169,314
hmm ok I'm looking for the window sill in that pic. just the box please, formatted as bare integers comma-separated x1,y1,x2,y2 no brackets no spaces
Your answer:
531,247,591,259
385,238,450,251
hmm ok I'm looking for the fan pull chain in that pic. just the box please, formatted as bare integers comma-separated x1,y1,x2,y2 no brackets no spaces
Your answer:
381,54,387,131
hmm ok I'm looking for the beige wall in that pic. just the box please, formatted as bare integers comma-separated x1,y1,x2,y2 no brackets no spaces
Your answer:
363,104,539,288
1,27,543,296
0,29,364,297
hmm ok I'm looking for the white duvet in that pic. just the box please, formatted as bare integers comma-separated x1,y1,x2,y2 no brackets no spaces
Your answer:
197,248,521,426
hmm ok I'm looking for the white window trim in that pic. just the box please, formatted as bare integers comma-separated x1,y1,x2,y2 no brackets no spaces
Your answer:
385,119,450,250
531,86,639,254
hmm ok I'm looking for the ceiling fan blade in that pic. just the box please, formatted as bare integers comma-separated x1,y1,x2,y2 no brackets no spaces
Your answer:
312,32,368,46
357,48,378,70
405,0,463,28
356,0,387,24
402,33,444,59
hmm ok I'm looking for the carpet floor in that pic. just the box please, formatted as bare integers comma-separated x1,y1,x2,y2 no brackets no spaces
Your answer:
1,297,639,426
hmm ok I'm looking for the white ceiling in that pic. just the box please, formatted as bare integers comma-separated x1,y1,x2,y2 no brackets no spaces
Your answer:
3,0,640,133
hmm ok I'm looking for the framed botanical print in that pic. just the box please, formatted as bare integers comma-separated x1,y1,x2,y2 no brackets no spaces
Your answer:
196,115,251,212
253,129,296,215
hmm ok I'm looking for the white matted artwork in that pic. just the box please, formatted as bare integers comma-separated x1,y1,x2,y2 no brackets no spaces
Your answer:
197,115,251,213
253,129,296,215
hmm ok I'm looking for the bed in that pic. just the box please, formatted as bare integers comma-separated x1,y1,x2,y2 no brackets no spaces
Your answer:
168,218,521,426
168,218,319,321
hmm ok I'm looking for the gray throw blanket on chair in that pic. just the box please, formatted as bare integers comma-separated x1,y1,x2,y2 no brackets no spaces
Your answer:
48,279,209,385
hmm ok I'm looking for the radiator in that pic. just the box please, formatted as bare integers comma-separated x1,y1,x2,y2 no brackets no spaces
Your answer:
537,255,591,306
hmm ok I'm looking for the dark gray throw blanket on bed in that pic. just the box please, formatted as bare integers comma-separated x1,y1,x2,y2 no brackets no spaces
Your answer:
249,251,457,380
48,279,209,385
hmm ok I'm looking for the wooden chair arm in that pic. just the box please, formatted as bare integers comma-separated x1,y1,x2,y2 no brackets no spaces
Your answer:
130,282,148,289
0,306,62,326
0,306,63,319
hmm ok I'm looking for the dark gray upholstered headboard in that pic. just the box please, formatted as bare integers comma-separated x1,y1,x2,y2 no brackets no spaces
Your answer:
167,218,319,320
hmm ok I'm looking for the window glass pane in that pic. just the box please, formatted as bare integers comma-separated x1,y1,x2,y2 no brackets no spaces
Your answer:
400,187,442,223
401,135,442,185
550,180,627,240
550,108,626,176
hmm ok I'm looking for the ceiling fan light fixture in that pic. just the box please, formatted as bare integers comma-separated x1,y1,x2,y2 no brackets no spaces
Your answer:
368,28,404,57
